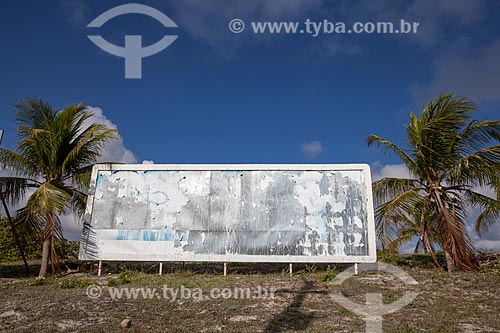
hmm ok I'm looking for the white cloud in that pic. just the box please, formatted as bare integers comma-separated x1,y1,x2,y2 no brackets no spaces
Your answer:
465,193,500,252
300,140,323,159
61,106,137,239
466,219,500,253
474,238,500,252
61,214,84,241
370,162,411,182
142,160,155,164
84,106,137,164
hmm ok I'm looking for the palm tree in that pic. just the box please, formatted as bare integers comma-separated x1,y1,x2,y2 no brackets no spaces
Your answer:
367,93,500,272
376,200,442,268
0,99,117,277
0,181,30,275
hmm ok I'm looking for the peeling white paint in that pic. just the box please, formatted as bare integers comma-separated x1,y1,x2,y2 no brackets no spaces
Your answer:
79,164,376,263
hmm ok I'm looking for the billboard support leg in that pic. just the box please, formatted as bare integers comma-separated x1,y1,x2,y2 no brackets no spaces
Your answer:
289,263,293,276
98,261,102,276
224,262,227,276
354,262,359,275
159,262,163,276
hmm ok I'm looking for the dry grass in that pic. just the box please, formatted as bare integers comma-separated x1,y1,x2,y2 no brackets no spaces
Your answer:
0,259,499,332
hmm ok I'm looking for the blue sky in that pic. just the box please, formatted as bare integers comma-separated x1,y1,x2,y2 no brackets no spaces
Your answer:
1,0,500,246
1,0,498,164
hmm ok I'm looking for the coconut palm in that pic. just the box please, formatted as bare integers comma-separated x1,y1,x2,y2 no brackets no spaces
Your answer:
376,199,442,268
367,93,500,272
0,179,30,275
0,99,117,277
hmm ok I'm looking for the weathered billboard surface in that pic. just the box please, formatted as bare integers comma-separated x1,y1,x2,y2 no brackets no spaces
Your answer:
79,164,376,263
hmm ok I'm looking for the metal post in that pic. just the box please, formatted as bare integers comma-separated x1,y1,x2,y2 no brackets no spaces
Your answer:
354,262,359,275
289,263,293,276
224,262,227,276
98,260,102,276
159,262,163,276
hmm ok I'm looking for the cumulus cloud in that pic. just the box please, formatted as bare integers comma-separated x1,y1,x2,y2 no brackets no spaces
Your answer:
142,160,155,165
370,162,411,182
60,106,137,239
300,140,323,159
84,106,137,164
464,186,500,252
468,219,500,252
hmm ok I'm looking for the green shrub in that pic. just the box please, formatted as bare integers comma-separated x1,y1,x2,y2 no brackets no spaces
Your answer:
377,250,399,264
61,278,94,289
0,217,80,262
106,269,144,286
107,278,118,287
32,276,56,286
320,265,337,282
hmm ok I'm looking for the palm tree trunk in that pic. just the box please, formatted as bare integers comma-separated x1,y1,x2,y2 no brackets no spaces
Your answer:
38,236,50,277
423,230,442,269
0,193,29,276
422,238,428,254
50,232,57,274
444,250,454,273
420,202,442,269
38,213,54,277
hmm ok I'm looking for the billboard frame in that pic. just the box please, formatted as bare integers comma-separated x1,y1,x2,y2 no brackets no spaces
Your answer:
80,164,377,264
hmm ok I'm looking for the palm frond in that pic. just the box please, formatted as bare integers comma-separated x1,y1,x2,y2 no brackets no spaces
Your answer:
366,135,416,171
464,189,500,236
367,93,497,271
372,177,420,207
433,191,478,271
24,182,72,217
443,145,500,187
14,98,55,130
0,148,39,177
0,177,39,205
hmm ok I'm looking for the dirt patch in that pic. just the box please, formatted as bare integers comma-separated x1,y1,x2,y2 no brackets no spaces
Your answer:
0,263,499,332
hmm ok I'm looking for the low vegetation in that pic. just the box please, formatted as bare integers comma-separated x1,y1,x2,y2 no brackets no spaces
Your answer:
0,257,499,332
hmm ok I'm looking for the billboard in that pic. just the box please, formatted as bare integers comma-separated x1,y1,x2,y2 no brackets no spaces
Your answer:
79,164,376,263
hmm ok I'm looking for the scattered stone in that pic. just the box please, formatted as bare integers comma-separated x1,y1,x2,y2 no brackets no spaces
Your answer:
201,325,224,332
120,319,131,328
57,320,78,331
229,315,257,322
0,310,24,321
